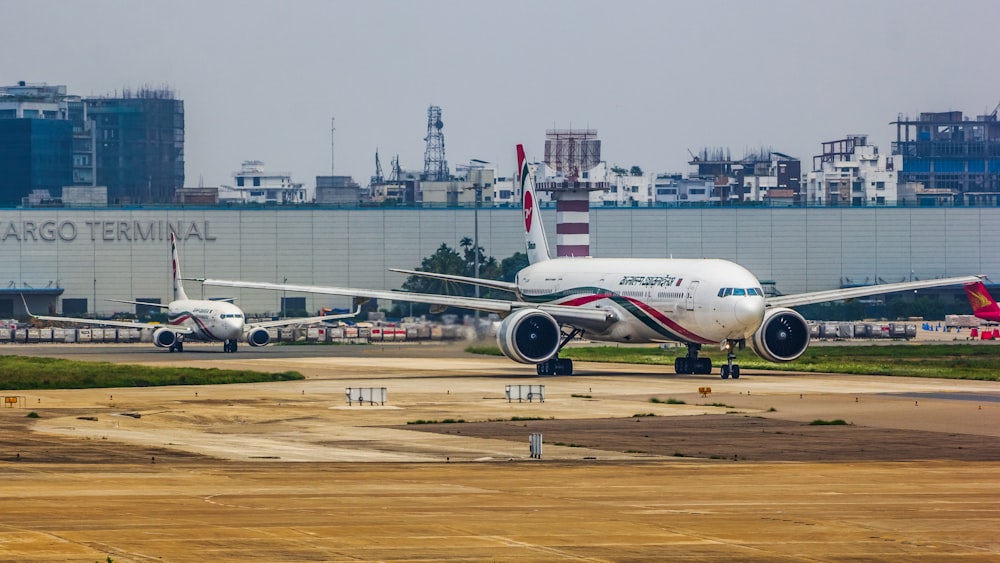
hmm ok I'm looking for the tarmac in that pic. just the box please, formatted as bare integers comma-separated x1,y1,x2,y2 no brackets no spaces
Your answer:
1,338,998,562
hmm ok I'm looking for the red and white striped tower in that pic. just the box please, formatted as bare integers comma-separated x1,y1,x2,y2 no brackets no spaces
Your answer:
536,129,606,257
535,181,604,257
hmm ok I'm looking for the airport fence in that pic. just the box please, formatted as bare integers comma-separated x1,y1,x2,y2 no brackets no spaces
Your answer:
0,323,476,345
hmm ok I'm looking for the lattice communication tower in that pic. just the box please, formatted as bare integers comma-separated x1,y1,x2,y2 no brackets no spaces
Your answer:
423,105,449,180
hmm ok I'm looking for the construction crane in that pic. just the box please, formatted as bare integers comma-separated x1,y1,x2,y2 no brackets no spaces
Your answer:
373,150,384,183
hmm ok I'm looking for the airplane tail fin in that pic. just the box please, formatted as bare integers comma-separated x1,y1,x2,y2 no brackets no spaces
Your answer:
964,281,1000,321
170,231,189,301
518,144,551,264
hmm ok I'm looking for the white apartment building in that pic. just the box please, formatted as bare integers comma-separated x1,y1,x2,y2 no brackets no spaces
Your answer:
220,160,308,204
806,135,898,206
602,169,653,206
653,174,714,204
0,82,69,119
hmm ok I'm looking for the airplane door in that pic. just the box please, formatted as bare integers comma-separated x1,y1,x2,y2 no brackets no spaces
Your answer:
685,281,699,311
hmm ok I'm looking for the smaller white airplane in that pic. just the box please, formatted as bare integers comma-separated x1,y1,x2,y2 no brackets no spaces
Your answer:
25,232,358,353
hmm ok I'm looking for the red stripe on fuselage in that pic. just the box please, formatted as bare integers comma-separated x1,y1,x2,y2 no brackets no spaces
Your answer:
170,313,224,341
555,293,711,343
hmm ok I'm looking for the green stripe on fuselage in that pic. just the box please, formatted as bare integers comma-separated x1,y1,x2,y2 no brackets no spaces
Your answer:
521,288,682,341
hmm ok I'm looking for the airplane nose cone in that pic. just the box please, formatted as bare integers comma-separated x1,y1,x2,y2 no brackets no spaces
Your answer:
734,296,765,327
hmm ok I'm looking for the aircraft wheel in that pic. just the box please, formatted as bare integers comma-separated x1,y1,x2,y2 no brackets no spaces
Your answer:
697,358,712,374
731,365,740,379
176,342,183,353
674,357,687,374
555,358,573,376
720,365,730,379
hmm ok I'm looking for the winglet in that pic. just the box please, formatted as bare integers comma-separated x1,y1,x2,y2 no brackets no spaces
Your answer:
20,293,36,318
518,144,551,264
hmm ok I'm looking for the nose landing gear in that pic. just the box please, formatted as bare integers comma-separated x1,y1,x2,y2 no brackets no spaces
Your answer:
719,339,744,379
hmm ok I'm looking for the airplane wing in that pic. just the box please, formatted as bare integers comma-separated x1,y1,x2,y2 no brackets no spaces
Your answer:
247,307,362,329
21,294,193,333
387,268,520,293
26,313,193,334
766,275,981,308
107,298,170,309
201,279,614,326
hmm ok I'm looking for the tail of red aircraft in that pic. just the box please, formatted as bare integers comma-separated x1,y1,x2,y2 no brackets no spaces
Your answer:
964,281,1000,322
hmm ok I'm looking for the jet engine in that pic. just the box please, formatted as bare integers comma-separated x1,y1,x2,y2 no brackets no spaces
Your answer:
496,308,561,364
749,307,810,363
246,327,271,347
152,327,178,348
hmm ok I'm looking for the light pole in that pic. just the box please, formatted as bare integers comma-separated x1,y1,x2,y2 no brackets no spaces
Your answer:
464,160,489,339
472,182,481,337
282,277,287,318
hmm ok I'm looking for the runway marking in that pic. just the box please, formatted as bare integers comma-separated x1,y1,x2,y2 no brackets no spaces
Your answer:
889,392,1000,402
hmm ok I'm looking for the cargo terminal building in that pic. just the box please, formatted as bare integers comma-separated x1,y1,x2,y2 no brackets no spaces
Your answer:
2,206,998,319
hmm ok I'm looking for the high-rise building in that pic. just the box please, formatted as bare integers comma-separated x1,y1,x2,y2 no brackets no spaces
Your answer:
86,87,184,203
0,82,73,206
67,98,96,187
892,108,1000,205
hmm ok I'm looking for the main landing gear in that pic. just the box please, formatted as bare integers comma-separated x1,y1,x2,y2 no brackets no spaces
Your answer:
536,328,584,376
169,341,184,353
223,339,238,353
674,343,712,375
674,340,745,378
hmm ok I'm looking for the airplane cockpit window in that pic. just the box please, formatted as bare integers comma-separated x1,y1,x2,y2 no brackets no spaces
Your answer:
718,287,764,297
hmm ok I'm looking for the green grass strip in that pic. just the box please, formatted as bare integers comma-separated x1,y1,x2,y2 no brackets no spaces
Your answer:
0,355,304,390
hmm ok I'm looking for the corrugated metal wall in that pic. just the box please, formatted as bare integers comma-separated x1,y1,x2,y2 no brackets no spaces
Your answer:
2,207,996,315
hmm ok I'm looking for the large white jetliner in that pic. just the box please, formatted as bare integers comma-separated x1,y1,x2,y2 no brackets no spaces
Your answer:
202,144,978,377
27,232,358,353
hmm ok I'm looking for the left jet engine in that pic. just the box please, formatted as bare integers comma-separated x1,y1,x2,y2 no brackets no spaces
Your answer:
496,308,561,364
246,327,271,347
152,327,178,348
749,307,810,363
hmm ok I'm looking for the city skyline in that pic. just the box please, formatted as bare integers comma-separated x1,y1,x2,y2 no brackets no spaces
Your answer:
4,0,999,187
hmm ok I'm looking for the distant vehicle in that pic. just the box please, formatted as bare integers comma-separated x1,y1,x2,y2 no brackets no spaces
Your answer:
963,281,1000,323
25,232,357,352
201,144,978,377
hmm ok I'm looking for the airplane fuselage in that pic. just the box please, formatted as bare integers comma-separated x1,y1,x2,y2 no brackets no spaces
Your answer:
167,299,245,343
516,258,766,345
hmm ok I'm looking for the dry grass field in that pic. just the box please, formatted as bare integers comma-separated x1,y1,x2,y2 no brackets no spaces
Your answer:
1,341,998,561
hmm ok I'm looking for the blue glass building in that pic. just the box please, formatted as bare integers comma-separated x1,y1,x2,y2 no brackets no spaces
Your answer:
0,118,73,207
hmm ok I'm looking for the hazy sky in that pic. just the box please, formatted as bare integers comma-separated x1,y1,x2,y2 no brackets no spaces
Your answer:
5,0,999,187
